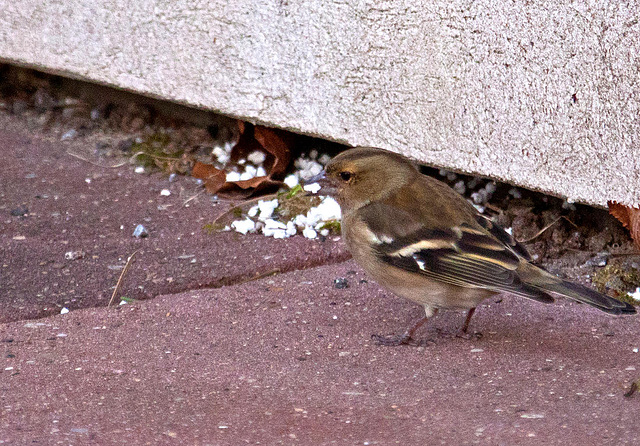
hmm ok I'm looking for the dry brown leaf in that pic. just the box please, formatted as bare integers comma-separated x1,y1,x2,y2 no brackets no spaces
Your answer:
608,201,640,250
192,122,293,197
191,121,293,196
231,122,294,178
192,161,226,193
253,125,293,177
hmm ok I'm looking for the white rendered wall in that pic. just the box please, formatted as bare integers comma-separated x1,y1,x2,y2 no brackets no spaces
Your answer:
2,1,639,206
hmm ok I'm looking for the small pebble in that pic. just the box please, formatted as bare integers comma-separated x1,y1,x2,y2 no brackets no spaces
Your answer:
168,173,177,182
60,308,69,314
160,189,171,196
133,224,149,238
134,166,145,174
10,205,28,217
453,180,466,195
64,250,85,260
334,278,349,289
508,187,522,199
585,253,609,268
61,129,78,141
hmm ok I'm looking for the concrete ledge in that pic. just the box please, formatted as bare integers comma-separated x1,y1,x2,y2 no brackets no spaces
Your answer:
2,1,639,206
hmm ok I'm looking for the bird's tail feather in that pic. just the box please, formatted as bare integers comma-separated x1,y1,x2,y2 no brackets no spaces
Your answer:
538,280,636,315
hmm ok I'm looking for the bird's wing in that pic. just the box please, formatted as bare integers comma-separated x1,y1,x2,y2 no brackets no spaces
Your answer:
359,202,553,302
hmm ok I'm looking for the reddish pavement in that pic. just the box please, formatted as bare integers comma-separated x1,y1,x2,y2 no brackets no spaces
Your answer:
1,114,639,445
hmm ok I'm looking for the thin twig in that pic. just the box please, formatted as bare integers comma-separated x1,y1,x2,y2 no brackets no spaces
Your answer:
66,150,129,168
129,151,181,162
210,193,279,226
108,250,139,307
520,216,578,243
183,189,206,207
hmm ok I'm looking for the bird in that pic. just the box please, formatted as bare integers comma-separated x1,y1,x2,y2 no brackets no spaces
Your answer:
310,147,636,346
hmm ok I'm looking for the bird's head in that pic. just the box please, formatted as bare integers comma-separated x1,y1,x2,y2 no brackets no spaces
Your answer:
309,147,419,211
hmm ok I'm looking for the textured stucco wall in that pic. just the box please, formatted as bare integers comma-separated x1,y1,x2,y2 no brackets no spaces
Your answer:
1,0,639,206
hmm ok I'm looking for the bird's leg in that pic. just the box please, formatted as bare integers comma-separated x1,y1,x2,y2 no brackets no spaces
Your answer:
455,308,482,339
372,308,438,346
461,307,475,333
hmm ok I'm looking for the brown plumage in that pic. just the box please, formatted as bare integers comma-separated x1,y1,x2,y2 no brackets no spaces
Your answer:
314,147,636,345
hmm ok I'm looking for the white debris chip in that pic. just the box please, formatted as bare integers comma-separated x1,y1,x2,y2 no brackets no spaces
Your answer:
212,141,234,165
247,205,259,218
231,218,256,235
226,152,341,240
247,150,266,165
60,307,69,314
160,189,171,196
284,174,299,188
262,219,288,239
303,182,322,194
294,196,342,239
630,287,640,302
226,171,241,182
240,165,258,181
257,199,279,222
302,227,318,239
295,156,324,181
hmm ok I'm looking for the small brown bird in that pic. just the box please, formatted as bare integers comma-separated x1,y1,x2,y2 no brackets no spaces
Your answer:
312,147,636,345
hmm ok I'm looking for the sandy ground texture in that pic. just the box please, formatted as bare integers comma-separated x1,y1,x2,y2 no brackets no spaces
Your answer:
1,112,640,445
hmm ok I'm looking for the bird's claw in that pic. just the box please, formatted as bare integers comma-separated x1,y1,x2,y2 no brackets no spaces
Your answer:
455,330,483,340
371,333,433,347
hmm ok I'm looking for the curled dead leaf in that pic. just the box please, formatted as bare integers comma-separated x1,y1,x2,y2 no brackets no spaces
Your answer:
232,122,294,178
192,162,226,194
608,201,640,250
192,122,293,197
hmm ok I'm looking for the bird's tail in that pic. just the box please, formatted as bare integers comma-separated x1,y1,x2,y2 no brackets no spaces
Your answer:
538,278,636,315
518,263,636,315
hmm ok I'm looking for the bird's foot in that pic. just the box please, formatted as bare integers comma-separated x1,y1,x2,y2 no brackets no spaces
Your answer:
455,330,483,340
371,333,433,347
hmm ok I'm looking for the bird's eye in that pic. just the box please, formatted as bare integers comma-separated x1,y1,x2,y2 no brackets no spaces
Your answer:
339,171,353,182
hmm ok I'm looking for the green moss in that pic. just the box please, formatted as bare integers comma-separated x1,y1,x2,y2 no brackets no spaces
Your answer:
231,207,243,218
281,184,303,199
318,220,341,233
612,293,639,306
592,264,640,306
203,222,228,233
275,189,321,222
130,132,184,171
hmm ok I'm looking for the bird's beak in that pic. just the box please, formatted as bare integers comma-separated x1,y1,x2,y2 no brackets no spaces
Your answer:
304,171,338,196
